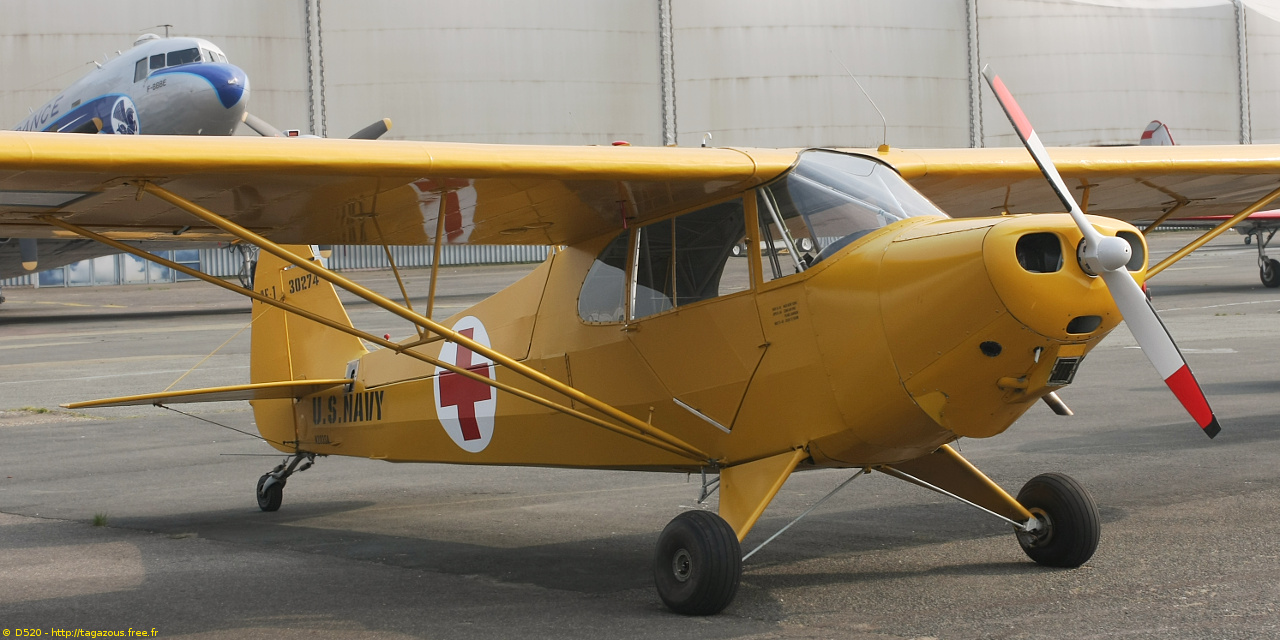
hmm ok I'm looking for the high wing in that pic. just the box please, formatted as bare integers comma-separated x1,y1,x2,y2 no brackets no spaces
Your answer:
0,131,796,246
878,145,1280,222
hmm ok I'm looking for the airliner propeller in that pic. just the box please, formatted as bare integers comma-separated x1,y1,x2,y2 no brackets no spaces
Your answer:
982,65,1221,438
240,112,392,140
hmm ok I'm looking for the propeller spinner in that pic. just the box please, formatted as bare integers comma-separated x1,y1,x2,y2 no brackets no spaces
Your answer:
981,65,1220,438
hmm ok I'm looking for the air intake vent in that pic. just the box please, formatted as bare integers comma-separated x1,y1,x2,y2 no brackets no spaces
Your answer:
1048,357,1083,386
1016,233,1063,273
1066,315,1102,334
1117,230,1146,271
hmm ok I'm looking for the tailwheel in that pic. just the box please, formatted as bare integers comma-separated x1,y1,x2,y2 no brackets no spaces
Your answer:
1261,258,1280,288
256,473,284,512
653,510,742,615
1014,473,1100,568
256,453,314,512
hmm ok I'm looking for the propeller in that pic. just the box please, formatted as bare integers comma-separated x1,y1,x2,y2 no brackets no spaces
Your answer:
241,113,391,140
348,118,392,140
19,238,38,271
981,65,1220,438
241,112,284,137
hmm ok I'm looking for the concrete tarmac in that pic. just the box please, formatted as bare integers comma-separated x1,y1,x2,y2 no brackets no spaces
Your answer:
1,232,1278,639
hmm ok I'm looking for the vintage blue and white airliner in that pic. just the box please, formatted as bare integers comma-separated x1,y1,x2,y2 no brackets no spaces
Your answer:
13,33,249,137
0,33,395,301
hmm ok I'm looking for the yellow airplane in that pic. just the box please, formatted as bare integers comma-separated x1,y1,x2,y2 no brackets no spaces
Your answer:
0,70,1257,615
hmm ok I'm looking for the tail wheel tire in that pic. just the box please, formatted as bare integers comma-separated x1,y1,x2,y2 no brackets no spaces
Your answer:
256,474,284,512
1261,259,1280,288
1015,473,1099,568
653,510,742,615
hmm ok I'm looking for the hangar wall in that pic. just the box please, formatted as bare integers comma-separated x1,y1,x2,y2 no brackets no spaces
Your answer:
1,0,1277,148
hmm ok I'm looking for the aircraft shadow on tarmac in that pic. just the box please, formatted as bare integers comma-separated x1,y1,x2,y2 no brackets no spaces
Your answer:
93,497,1127,597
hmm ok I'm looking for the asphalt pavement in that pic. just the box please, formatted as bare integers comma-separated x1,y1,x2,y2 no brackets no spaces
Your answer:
1,232,1278,639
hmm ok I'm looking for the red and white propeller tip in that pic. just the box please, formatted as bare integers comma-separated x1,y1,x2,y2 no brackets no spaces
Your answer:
981,65,1220,439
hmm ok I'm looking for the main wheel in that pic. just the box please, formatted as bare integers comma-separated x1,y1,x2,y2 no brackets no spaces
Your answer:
1015,473,1099,568
1261,258,1280,288
256,474,284,512
653,510,742,615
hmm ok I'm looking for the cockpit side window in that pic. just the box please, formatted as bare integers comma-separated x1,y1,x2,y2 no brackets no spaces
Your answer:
149,53,165,70
631,198,747,320
578,197,750,324
134,58,148,82
167,48,201,67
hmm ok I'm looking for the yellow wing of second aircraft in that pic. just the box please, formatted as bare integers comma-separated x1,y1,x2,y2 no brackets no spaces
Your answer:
0,131,797,246
877,145,1280,222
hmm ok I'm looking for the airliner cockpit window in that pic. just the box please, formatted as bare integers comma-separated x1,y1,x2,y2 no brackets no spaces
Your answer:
167,48,201,67
149,54,165,70
758,150,947,276
134,59,148,82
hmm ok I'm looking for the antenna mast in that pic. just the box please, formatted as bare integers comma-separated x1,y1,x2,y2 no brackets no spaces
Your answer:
831,50,889,153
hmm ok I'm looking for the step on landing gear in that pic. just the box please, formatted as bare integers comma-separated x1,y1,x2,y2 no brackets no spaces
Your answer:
256,453,314,512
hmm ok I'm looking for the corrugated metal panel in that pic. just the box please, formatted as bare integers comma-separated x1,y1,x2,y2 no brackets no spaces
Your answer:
320,0,662,144
978,1,1241,147
326,244,551,270
200,247,248,278
1,273,34,287
673,0,972,149
195,244,549,275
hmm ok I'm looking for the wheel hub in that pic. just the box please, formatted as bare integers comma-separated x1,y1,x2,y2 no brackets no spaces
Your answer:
1016,508,1054,548
671,548,693,583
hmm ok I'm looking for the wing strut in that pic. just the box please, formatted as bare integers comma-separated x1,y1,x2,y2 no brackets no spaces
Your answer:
1146,184,1280,278
54,184,712,463
426,185,450,322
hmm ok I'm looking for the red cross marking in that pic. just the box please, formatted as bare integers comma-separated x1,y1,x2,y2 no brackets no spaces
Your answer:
438,328,493,441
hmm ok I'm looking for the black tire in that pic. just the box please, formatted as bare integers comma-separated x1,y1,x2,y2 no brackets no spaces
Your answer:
1261,259,1280,288
653,510,742,615
1015,473,1099,568
256,473,284,512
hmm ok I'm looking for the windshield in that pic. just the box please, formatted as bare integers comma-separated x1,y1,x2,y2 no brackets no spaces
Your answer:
758,150,947,270
167,48,202,67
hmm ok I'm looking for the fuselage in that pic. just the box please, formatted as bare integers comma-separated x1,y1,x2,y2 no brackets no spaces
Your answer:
13,34,248,136
250,150,1145,474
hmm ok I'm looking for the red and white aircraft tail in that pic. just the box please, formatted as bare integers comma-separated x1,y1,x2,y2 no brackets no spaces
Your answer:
1139,120,1175,146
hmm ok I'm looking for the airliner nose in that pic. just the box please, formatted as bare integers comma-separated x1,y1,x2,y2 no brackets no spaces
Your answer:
154,62,249,109
207,63,249,109
143,62,250,135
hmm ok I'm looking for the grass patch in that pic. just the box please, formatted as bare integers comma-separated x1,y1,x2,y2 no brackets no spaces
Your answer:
18,406,52,414
92,513,108,527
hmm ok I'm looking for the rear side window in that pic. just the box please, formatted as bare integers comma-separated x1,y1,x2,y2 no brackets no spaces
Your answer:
578,230,630,323
134,58,148,82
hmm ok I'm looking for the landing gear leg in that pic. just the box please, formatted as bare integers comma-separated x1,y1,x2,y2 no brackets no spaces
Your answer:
1250,228,1279,288
256,452,314,512
653,510,741,615
1014,473,1100,568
